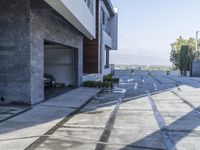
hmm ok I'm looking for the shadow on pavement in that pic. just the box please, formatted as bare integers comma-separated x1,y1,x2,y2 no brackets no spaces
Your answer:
0,75,200,150
120,107,200,150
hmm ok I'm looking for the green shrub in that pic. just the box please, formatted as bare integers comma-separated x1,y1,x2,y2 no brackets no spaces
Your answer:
104,77,119,83
83,74,118,89
83,80,114,89
95,81,103,88
102,81,113,88
112,78,120,83
83,81,96,87
103,74,119,83
104,74,112,78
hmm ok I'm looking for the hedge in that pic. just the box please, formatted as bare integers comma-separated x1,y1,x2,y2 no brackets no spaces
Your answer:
103,74,119,83
83,81,113,88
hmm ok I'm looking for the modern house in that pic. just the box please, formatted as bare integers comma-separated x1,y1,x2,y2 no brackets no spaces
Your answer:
83,0,118,80
0,0,96,105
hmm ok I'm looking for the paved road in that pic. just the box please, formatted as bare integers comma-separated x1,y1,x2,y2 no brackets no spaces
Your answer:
27,75,200,150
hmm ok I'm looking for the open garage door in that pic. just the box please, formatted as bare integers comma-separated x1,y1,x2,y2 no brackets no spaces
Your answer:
44,41,77,99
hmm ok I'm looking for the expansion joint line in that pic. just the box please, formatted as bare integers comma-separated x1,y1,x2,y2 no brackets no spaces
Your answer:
163,76,182,84
95,89,126,150
1,134,166,150
150,75,163,84
24,93,97,150
147,90,177,150
171,91,200,114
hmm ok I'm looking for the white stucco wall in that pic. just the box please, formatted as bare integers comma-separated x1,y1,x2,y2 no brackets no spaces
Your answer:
82,73,103,82
110,9,118,50
99,1,118,50
99,1,118,76
100,31,112,76
45,0,96,39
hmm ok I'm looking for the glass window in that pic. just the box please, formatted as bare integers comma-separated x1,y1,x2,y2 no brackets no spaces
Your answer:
84,0,94,15
101,9,105,25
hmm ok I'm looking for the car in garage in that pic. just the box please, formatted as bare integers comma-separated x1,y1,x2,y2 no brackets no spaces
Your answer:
44,73,56,88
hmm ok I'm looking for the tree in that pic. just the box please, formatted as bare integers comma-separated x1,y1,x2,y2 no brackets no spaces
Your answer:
170,36,199,72
180,45,189,76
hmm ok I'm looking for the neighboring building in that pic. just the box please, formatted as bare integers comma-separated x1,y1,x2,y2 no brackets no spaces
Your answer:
83,0,118,79
191,61,200,77
0,0,96,105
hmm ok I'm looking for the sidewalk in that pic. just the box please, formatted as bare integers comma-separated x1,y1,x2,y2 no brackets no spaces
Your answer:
0,87,101,150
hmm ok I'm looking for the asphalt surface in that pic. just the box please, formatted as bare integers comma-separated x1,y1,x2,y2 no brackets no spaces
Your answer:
26,75,200,150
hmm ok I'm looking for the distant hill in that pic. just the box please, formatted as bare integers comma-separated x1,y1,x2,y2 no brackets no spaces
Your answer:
110,52,171,66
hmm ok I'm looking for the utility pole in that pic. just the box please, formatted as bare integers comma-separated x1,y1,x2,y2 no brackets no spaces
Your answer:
195,31,199,60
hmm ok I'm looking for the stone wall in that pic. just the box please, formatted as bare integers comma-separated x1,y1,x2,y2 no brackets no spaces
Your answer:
30,9,83,104
0,0,31,104
0,0,84,105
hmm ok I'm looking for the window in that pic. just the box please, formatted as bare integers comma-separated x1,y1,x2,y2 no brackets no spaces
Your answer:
101,9,105,25
101,8,111,35
105,47,110,69
84,0,93,15
87,0,90,8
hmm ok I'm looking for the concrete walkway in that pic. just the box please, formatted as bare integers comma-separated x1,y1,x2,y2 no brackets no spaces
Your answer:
0,87,101,150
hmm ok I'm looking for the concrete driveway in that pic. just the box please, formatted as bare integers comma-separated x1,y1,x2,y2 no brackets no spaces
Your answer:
23,75,200,150
2,75,200,150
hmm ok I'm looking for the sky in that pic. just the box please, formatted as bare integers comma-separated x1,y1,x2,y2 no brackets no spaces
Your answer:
110,0,200,66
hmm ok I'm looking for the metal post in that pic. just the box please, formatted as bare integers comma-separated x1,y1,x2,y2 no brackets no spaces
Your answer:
195,31,199,60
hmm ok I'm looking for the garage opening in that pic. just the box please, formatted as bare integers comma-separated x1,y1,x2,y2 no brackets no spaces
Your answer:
44,41,77,100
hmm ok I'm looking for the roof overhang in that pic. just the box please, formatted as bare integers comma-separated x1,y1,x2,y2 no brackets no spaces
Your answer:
44,0,95,39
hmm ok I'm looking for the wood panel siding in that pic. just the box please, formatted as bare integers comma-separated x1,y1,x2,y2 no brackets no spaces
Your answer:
83,0,99,73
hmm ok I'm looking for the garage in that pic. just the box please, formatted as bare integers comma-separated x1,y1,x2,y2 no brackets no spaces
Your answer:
44,41,78,99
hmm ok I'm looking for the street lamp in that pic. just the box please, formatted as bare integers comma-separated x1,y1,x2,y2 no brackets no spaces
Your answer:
195,30,200,60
